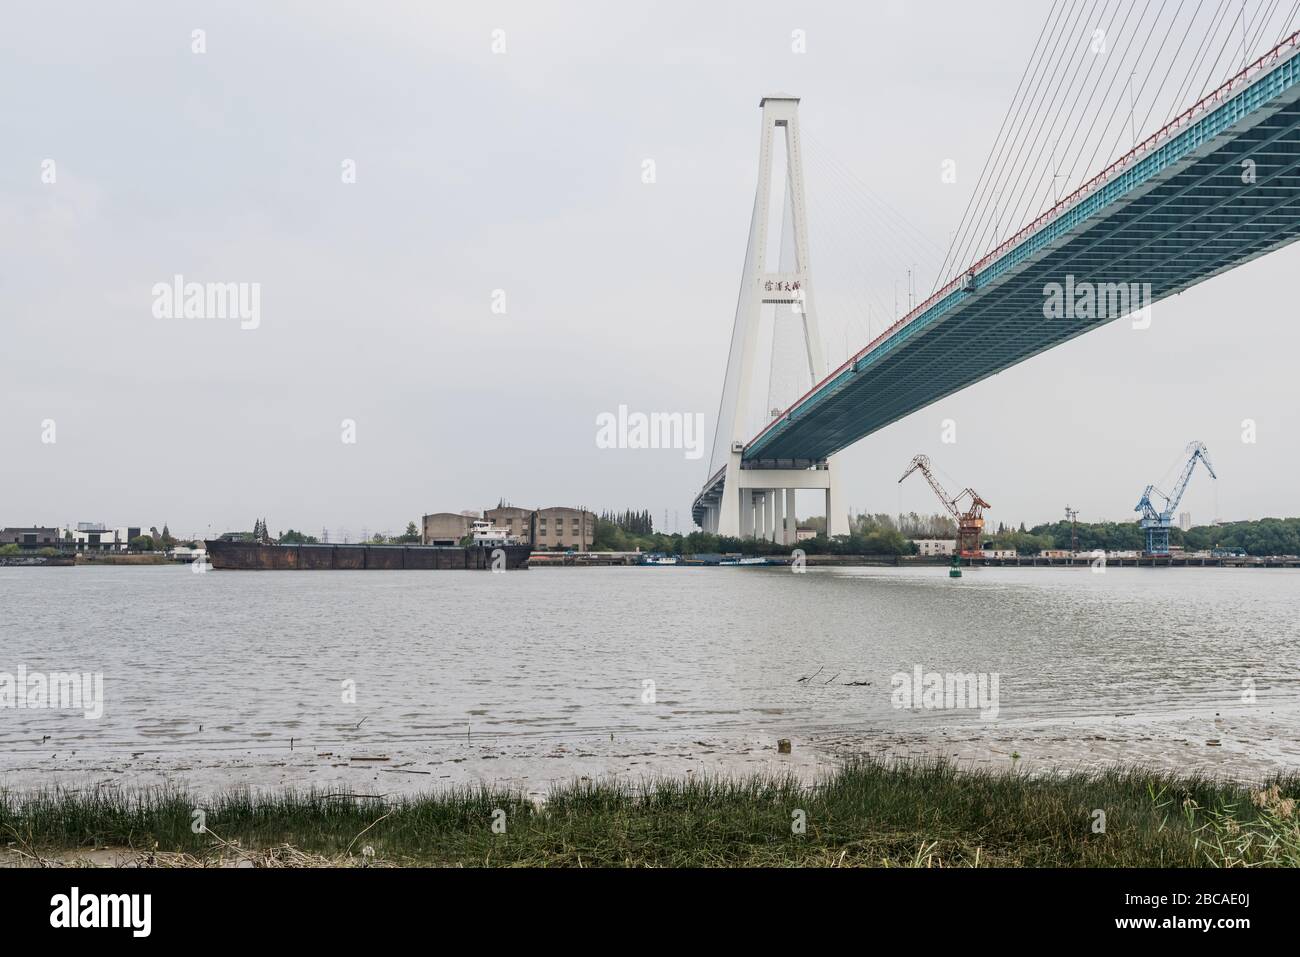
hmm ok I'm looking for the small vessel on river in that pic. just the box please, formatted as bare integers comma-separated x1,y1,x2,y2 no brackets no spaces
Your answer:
204,538,530,571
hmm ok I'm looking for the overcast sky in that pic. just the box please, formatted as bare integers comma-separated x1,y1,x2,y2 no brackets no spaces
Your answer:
3,1,1297,539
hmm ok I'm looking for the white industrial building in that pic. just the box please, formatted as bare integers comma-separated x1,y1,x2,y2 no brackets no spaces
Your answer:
911,539,956,557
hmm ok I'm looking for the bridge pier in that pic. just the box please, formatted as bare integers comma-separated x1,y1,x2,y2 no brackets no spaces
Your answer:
715,466,850,541
715,460,843,541
826,453,848,537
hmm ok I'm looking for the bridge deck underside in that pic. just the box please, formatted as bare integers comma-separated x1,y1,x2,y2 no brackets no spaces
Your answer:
744,94,1300,463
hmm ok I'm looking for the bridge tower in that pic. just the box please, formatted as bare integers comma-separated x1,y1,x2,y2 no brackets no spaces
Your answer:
703,95,847,541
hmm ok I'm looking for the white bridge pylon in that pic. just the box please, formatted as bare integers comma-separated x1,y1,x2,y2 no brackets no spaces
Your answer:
701,95,847,541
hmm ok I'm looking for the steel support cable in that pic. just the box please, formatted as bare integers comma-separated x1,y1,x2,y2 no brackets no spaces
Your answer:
1059,0,1167,192
1188,0,1282,111
947,0,1091,284
1129,0,1225,168
800,174,935,291
795,191,899,328
991,0,1132,245
1021,0,1209,231
937,0,1081,289
960,0,1109,272
1010,0,1157,236
948,0,1099,289
1243,0,1287,60
1188,0,1263,107
932,0,1069,292
1024,0,1216,223
800,144,938,303
800,137,945,307
1185,0,1258,105
795,188,898,349
1159,0,1237,129
800,150,922,316
951,0,1102,277
801,143,942,281
813,153,945,260
800,158,944,307
1236,0,1282,66
800,130,944,257
980,0,1129,251
1031,0,1148,194
1278,0,1300,41
1238,0,1286,78
941,0,1084,288
1080,0,1182,202
1058,0,1168,193
1239,0,1274,63
1272,0,1295,46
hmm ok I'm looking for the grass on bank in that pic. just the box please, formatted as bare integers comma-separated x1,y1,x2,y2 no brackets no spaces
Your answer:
2,757,1297,867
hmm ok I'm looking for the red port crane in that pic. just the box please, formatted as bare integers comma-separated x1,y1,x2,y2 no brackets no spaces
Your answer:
898,454,992,556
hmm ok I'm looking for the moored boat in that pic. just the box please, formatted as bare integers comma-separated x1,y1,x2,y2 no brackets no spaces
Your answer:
204,539,530,570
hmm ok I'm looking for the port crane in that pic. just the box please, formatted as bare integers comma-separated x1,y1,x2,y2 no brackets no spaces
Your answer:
1134,441,1216,555
898,454,991,556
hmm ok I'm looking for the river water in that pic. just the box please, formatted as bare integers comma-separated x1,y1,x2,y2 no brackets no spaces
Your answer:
1,564,1297,795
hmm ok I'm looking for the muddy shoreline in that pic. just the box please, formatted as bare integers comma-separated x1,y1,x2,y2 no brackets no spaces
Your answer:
3,705,1295,800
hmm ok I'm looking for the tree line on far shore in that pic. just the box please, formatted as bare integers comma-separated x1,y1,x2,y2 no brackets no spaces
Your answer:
89,513,1298,558
591,512,1300,557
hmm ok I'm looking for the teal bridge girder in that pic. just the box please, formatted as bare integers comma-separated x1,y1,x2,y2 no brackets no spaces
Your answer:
694,34,1300,525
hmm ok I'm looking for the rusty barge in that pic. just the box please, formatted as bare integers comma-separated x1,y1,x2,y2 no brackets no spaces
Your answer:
204,540,530,571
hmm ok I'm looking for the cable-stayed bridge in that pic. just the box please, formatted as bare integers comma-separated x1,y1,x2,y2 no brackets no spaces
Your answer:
694,16,1300,539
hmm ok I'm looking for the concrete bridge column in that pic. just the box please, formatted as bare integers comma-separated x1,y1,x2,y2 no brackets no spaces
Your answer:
784,488,796,545
826,454,849,537
771,488,784,544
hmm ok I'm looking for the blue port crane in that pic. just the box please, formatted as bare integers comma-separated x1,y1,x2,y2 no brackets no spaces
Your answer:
1135,442,1216,556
